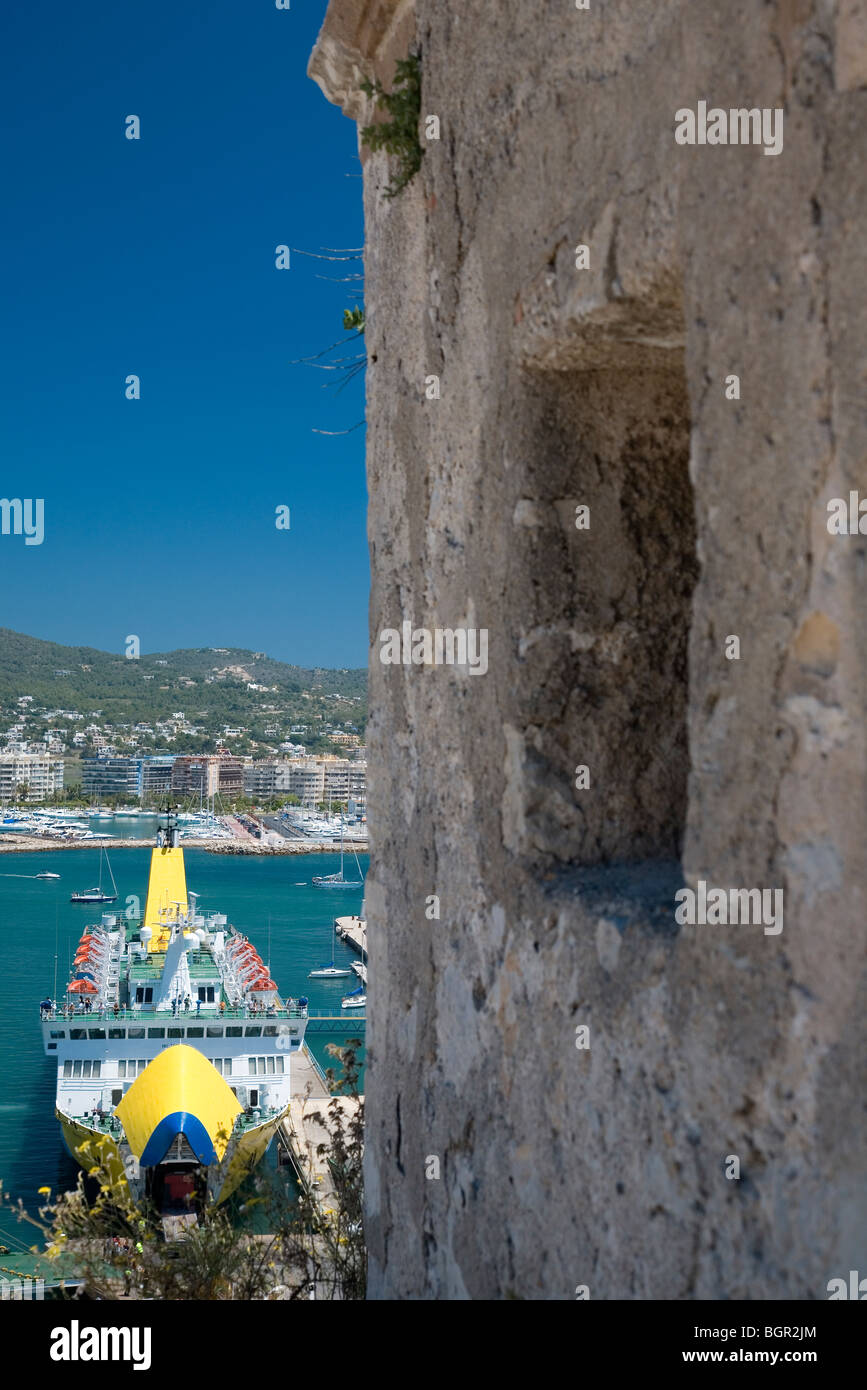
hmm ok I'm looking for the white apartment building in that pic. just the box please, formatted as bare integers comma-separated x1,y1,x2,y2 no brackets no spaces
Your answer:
323,758,367,805
243,757,367,808
0,752,65,802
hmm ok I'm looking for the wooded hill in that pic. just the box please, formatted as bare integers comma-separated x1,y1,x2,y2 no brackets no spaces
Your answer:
0,629,367,738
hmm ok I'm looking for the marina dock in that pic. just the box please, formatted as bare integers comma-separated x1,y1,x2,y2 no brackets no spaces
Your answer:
334,915,366,957
278,1042,362,1211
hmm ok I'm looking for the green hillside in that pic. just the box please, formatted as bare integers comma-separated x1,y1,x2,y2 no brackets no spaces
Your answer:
0,629,367,753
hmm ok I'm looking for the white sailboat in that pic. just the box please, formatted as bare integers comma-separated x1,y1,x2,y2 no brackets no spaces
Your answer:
312,830,363,889
70,846,118,903
341,985,366,1010
308,917,353,977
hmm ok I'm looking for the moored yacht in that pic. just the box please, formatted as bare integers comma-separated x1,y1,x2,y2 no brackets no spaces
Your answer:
312,832,364,889
308,917,353,977
70,846,118,903
341,986,366,1010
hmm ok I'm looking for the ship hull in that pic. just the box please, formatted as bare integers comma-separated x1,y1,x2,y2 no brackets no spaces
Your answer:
207,1105,288,1205
57,1109,129,1193
58,1104,286,1206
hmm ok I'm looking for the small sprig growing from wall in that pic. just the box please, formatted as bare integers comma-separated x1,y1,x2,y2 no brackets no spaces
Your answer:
288,249,366,434
360,54,423,199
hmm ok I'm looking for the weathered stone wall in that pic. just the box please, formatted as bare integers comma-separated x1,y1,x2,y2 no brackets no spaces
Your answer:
310,0,867,1299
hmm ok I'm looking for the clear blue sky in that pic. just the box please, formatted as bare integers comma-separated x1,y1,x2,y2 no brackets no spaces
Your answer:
0,0,368,669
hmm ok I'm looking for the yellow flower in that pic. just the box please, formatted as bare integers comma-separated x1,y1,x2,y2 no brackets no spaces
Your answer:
38,1186,51,1196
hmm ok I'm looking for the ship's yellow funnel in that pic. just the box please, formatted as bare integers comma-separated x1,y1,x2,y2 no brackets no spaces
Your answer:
143,846,188,950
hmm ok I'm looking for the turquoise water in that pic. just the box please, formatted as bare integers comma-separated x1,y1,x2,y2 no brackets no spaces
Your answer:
85,812,162,840
0,843,366,1237
2,812,163,841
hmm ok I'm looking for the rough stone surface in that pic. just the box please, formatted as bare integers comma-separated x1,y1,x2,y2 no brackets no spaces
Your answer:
311,0,867,1299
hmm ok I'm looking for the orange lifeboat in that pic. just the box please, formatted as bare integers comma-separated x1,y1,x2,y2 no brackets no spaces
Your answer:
249,976,275,993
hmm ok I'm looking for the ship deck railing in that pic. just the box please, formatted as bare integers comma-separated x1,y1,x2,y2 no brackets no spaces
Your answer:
66,1105,286,1140
65,1112,124,1138
42,1001,308,1024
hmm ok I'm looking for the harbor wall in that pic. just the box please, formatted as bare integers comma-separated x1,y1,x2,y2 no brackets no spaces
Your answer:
310,0,867,1298
0,837,368,855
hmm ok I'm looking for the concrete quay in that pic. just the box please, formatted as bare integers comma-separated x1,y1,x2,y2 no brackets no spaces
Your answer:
334,915,366,958
278,1042,361,1212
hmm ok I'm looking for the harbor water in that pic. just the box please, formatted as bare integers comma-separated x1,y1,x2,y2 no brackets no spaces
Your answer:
0,830,367,1238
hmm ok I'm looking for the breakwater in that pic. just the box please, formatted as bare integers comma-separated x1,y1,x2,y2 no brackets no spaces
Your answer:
0,835,368,856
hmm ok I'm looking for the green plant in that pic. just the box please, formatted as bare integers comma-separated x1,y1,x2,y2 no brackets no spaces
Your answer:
360,54,423,198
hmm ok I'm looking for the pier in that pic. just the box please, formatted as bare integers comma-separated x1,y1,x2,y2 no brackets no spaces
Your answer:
334,915,366,957
278,1042,362,1212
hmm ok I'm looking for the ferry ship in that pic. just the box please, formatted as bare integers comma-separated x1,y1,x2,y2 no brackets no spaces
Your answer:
39,812,308,1211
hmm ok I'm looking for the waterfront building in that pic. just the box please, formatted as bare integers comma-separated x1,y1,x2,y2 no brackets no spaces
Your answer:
216,751,244,799
286,760,325,807
82,756,143,800
141,755,176,796
171,752,244,801
244,757,367,808
0,752,64,802
243,759,297,798
171,756,220,798
323,758,367,806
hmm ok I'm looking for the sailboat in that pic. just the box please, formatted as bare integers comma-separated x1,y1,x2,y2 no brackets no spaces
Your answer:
308,917,353,978
312,830,363,889
341,984,366,1010
70,846,118,903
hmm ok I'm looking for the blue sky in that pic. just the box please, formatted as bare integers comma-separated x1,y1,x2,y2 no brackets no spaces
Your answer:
0,0,368,669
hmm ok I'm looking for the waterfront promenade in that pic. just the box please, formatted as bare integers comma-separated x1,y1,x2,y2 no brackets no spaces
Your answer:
0,833,368,856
